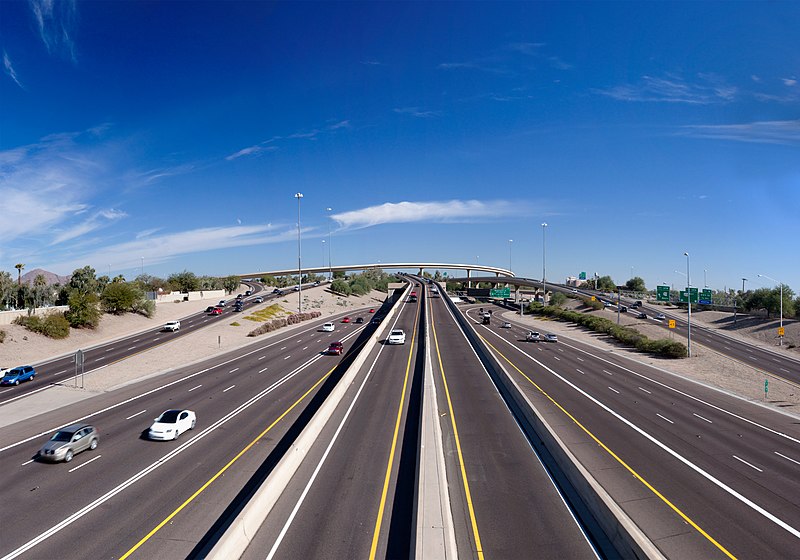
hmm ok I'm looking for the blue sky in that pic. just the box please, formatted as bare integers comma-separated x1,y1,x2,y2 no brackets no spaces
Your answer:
1,1,798,293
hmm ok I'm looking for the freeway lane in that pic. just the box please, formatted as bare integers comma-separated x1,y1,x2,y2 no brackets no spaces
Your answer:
0,282,269,405
239,285,422,559
428,296,600,558
466,304,800,558
0,308,376,559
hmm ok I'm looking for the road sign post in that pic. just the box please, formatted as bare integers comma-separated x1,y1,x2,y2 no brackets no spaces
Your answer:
657,285,670,302
765,378,769,400
490,287,511,298
699,289,712,305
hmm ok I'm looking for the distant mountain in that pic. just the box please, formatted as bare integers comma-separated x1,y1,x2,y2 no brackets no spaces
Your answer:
18,268,70,286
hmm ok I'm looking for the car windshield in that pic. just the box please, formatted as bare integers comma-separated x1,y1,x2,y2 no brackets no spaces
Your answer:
51,431,74,442
157,410,181,423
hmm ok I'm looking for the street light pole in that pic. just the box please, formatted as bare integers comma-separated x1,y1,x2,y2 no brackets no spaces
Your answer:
295,192,303,313
735,277,747,326
685,252,691,357
541,223,548,304
322,239,326,270
758,274,783,346
326,207,333,281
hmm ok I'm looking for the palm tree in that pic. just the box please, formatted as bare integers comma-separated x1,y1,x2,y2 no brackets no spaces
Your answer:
15,263,24,286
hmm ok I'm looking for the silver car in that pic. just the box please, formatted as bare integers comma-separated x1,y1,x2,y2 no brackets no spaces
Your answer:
38,423,99,463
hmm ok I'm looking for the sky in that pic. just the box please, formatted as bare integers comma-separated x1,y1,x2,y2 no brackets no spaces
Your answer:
1,1,798,293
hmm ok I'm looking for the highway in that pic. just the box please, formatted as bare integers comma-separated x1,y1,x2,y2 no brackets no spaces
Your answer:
462,300,800,558
0,303,378,559
0,281,272,406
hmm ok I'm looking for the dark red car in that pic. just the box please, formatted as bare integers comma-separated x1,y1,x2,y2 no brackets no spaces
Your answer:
327,342,344,355
342,316,350,323
211,307,223,315
369,308,375,313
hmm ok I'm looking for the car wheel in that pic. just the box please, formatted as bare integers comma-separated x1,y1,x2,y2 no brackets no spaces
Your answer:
30,374,34,380
89,438,98,450
64,450,73,462
14,380,19,385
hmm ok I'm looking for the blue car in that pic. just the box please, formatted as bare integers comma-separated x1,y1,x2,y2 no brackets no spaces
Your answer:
1,365,36,386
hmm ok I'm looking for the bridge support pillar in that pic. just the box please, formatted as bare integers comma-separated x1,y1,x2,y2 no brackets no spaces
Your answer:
467,269,472,288
418,267,424,276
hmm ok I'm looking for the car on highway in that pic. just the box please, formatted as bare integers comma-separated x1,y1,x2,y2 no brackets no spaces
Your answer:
38,423,99,463
1,365,36,385
637,312,647,319
321,322,335,332
355,317,364,324
619,305,628,312
0,367,8,378
387,329,406,344
369,308,375,313
245,290,252,296
148,409,196,441
371,317,382,325
272,288,281,294
236,294,243,300
545,333,558,342
526,331,541,342
163,321,180,332
205,306,216,313
342,316,350,323
293,286,301,291
211,307,223,315
501,321,512,328
254,296,263,303
218,300,226,307
327,342,344,355
655,313,666,321
631,301,643,308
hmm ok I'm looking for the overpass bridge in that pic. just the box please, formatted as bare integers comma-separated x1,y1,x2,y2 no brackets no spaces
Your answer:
239,262,514,282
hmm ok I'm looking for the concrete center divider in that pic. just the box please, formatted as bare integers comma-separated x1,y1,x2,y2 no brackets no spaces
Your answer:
203,284,412,559
440,292,666,560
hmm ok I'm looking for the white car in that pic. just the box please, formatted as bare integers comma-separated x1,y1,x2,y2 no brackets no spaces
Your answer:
254,296,263,303
655,313,666,321
387,329,406,345
501,321,512,328
148,409,196,441
526,331,541,342
163,321,180,332
545,333,558,343
321,322,335,332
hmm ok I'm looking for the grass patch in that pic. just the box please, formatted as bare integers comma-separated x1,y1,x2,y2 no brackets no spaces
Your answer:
243,304,285,322
230,322,241,326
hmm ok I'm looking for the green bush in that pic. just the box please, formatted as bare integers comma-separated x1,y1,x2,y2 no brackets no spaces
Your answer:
12,312,70,339
0,329,6,343
526,304,686,359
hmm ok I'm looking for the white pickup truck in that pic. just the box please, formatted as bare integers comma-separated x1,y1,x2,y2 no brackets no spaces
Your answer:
163,321,181,332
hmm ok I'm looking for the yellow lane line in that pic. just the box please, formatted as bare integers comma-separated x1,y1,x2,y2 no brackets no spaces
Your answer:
369,299,421,559
430,303,484,559
480,335,736,560
119,369,333,559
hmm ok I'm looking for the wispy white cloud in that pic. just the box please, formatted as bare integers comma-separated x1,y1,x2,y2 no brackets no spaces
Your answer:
135,227,162,239
678,119,800,146
225,145,278,161
51,208,127,245
782,77,798,86
332,199,529,230
594,73,737,104
3,50,24,89
393,107,441,118
226,120,350,161
43,224,300,275
360,60,383,66
29,0,78,63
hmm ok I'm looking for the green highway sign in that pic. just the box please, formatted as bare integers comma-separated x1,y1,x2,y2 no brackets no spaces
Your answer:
679,287,699,304
579,271,587,280
656,285,670,302
490,287,511,298
699,289,712,305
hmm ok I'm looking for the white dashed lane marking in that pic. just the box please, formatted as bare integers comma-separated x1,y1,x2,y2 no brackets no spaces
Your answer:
733,455,762,472
223,385,235,393
125,410,147,420
656,413,674,424
69,455,102,473
608,387,620,394
638,387,652,394
188,385,202,392
775,452,800,466
693,413,713,424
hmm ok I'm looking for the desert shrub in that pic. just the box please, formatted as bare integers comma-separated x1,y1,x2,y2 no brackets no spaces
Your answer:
0,329,5,343
13,312,70,339
131,298,155,318
65,291,101,328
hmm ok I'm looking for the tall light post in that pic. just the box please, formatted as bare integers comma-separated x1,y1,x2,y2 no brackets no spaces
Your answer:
326,207,333,281
734,277,747,326
704,269,708,288
322,239,326,270
758,273,784,346
294,192,303,313
541,223,548,304
685,252,691,358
